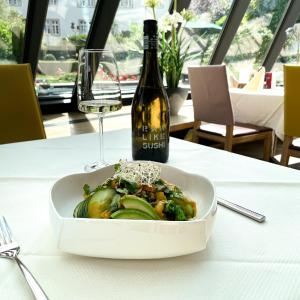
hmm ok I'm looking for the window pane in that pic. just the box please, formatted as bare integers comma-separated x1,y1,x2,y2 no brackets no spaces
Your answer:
224,0,288,83
105,1,172,94
36,0,96,99
181,0,233,84
0,0,27,64
272,21,300,86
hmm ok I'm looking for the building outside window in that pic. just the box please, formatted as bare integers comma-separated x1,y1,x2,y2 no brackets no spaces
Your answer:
7,0,22,6
49,0,58,5
78,20,88,34
77,0,95,7
119,0,133,9
45,19,60,36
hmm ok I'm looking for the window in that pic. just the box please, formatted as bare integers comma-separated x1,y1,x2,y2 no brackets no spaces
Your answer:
78,20,88,34
119,0,134,9
7,0,22,6
105,0,171,89
272,21,300,86
36,1,97,98
181,0,234,84
77,0,95,8
45,19,60,36
224,0,289,82
0,1,26,63
49,0,58,5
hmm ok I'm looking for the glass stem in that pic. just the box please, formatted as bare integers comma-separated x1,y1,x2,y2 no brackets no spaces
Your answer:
98,113,104,163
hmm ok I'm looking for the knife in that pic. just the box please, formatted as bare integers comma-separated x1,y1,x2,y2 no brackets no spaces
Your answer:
217,197,266,223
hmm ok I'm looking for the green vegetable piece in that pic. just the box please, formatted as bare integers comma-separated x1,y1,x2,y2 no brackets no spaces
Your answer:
111,209,154,220
174,205,186,221
164,200,187,221
88,188,116,218
174,199,195,219
120,195,160,220
73,198,90,218
109,194,121,213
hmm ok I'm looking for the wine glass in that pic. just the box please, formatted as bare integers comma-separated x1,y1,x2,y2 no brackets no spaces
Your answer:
77,49,122,172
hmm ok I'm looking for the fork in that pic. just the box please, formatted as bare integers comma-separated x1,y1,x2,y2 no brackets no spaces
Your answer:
0,216,49,300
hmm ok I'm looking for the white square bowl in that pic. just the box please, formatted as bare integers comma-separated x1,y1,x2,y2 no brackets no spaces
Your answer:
49,163,217,259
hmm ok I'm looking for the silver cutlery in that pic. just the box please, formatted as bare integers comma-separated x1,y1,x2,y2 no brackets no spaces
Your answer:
217,197,266,223
0,216,49,300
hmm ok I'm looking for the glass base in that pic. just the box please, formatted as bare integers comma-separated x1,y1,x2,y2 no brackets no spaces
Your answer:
84,161,109,172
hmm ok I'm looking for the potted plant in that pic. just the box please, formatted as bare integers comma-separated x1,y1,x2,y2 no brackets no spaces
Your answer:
145,0,196,115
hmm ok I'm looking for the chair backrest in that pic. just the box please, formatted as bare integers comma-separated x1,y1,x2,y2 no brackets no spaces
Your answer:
243,67,265,91
188,65,234,125
284,65,300,137
0,64,46,144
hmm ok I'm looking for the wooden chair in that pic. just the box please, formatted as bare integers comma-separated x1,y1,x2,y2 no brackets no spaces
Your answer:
188,65,273,161
280,65,300,166
0,64,46,144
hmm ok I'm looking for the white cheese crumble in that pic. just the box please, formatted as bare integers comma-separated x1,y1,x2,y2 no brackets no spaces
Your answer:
114,160,161,185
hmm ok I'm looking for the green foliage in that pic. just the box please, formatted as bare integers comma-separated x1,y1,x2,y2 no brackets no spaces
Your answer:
37,72,77,83
0,1,24,61
160,29,191,88
149,0,196,88
215,15,227,27
12,26,24,63
254,0,287,64
44,53,56,61
111,22,142,51
68,34,87,52
0,19,12,59
227,0,288,67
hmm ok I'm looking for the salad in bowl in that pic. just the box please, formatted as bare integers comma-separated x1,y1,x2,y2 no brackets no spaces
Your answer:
73,160,197,221
50,161,216,259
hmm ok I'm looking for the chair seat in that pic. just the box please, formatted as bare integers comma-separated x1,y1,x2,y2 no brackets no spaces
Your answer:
291,138,300,150
197,122,271,137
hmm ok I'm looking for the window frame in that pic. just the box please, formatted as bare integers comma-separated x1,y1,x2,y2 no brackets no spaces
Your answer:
119,0,133,9
45,18,61,36
78,19,88,34
49,0,58,5
7,0,22,6
77,0,95,8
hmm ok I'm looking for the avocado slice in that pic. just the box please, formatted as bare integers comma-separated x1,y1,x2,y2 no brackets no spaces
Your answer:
120,195,160,220
88,188,116,218
111,209,154,220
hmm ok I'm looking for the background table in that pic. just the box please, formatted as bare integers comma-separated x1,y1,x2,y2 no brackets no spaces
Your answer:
230,88,284,140
1,129,300,300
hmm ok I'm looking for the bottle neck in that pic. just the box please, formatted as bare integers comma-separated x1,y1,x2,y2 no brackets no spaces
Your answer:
140,36,162,87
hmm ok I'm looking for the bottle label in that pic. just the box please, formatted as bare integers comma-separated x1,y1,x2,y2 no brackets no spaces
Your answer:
141,125,167,149
144,35,157,50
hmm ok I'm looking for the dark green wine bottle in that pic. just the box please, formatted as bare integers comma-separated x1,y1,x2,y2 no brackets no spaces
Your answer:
131,19,170,163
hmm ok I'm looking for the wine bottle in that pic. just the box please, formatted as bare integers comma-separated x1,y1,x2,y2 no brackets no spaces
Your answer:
131,19,170,163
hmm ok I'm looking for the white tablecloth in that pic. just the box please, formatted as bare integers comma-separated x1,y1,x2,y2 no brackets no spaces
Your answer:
230,88,284,140
1,129,300,300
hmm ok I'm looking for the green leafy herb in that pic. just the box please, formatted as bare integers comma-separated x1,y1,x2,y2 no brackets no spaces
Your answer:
164,200,187,221
120,178,139,193
83,184,91,197
114,163,121,172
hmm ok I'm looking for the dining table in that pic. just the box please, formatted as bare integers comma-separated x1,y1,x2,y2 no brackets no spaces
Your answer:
230,88,284,140
1,129,300,300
